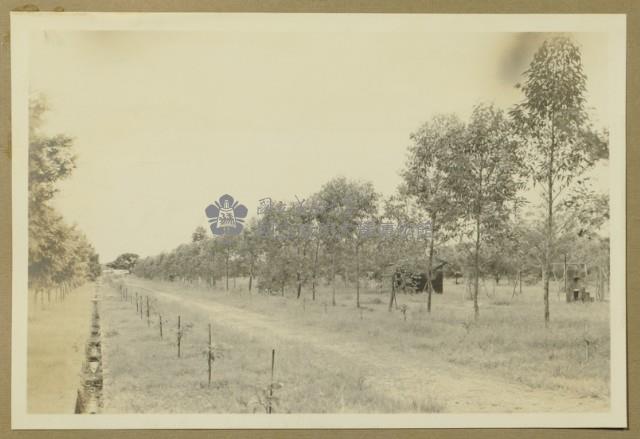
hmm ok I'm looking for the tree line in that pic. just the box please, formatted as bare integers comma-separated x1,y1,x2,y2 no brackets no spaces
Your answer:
28,96,101,306
132,36,609,323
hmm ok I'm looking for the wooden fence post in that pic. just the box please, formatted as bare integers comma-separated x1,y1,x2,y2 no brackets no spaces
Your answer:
208,324,212,386
268,349,275,414
177,315,181,358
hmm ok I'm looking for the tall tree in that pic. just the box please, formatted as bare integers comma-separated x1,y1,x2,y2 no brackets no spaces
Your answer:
28,95,100,303
402,114,462,313
511,36,595,325
448,104,524,319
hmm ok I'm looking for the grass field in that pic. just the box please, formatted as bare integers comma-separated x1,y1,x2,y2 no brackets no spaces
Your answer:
97,274,610,413
27,284,94,413
100,282,438,413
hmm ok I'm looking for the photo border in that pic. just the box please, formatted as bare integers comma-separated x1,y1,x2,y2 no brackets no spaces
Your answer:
1,1,638,438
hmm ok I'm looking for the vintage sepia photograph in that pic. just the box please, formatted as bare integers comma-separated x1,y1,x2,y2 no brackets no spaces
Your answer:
10,13,626,429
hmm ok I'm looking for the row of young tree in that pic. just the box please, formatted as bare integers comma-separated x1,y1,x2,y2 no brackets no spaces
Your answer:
133,36,609,323
28,97,101,306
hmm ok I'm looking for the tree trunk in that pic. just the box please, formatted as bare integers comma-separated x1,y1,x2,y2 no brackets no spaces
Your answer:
426,225,435,313
248,263,253,292
355,243,360,308
177,315,181,358
519,270,522,295
543,262,550,325
544,110,557,326
473,215,481,320
225,251,229,291
208,324,212,386
388,280,397,312
210,253,216,290
563,253,567,293
311,239,320,301
295,245,302,299
331,255,336,306
543,173,553,323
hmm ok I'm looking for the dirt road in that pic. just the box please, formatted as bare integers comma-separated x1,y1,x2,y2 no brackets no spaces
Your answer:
123,277,608,413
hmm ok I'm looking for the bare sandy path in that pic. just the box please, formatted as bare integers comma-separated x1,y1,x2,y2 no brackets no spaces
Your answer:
27,284,94,413
125,278,608,413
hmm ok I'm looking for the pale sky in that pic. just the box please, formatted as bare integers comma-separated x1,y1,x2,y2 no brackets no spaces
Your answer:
29,30,610,262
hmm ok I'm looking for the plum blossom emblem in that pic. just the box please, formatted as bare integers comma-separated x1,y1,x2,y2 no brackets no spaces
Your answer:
205,194,248,236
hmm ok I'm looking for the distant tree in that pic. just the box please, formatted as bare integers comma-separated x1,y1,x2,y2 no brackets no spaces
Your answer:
380,194,431,309
557,179,609,239
217,235,238,291
437,244,466,284
583,128,609,162
237,221,262,292
254,200,292,295
86,247,102,281
511,36,597,325
281,199,316,299
200,239,219,287
306,196,323,301
483,240,516,286
192,226,208,243
314,177,379,308
107,253,140,273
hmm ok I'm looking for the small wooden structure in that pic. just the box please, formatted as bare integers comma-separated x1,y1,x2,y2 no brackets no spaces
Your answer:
537,255,602,303
566,275,594,303
384,261,447,312
391,262,447,295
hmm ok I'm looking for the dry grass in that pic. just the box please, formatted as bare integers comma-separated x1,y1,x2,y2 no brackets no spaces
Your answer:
100,280,444,413
139,277,610,398
97,274,610,413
